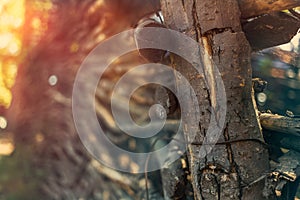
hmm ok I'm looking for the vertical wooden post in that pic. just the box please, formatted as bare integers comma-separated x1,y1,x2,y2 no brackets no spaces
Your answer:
161,0,270,199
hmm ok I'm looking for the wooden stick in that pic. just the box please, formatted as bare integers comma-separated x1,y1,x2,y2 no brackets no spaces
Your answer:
259,113,300,137
238,0,300,18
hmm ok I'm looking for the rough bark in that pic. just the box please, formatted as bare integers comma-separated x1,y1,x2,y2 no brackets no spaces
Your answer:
148,0,300,50
161,0,270,199
107,0,300,52
243,12,300,51
138,0,300,19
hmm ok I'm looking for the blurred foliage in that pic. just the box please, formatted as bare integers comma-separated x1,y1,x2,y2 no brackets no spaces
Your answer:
0,146,44,200
0,0,52,199
0,0,140,199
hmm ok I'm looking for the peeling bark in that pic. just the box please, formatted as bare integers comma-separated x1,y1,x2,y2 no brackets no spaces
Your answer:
161,0,270,199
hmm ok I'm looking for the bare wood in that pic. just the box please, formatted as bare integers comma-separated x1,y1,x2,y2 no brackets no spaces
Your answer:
260,113,300,137
238,0,300,18
243,12,300,51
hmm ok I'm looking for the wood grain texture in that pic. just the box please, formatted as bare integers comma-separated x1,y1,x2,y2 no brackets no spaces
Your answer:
260,113,300,137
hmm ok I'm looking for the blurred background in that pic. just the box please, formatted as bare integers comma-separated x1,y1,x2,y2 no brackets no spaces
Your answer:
252,34,300,116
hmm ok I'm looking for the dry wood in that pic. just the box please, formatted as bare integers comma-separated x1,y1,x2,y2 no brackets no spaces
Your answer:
138,0,300,50
145,0,300,19
243,12,300,51
260,113,300,137
238,0,300,18
161,0,270,199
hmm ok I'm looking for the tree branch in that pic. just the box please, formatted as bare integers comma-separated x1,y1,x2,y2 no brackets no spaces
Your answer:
259,113,300,137
107,0,300,23
238,0,300,18
243,12,300,51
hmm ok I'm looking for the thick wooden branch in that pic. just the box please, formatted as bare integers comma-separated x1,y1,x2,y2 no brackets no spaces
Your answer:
243,12,300,51
110,0,300,23
106,0,299,51
238,0,300,18
121,0,300,51
260,113,300,152
161,0,270,199
259,113,300,137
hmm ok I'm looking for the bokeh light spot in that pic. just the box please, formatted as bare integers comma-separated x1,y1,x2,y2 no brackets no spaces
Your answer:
8,41,20,55
70,42,79,53
0,116,7,129
31,17,41,29
0,33,13,49
48,75,58,86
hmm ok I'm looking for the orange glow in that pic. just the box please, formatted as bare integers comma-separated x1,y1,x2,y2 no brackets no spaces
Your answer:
0,33,13,49
0,137,14,156
0,0,25,108
88,0,104,14
0,0,24,29
31,17,41,29
70,42,79,53
33,0,53,11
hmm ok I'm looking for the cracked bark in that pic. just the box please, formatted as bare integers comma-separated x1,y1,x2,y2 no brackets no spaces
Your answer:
161,0,270,199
